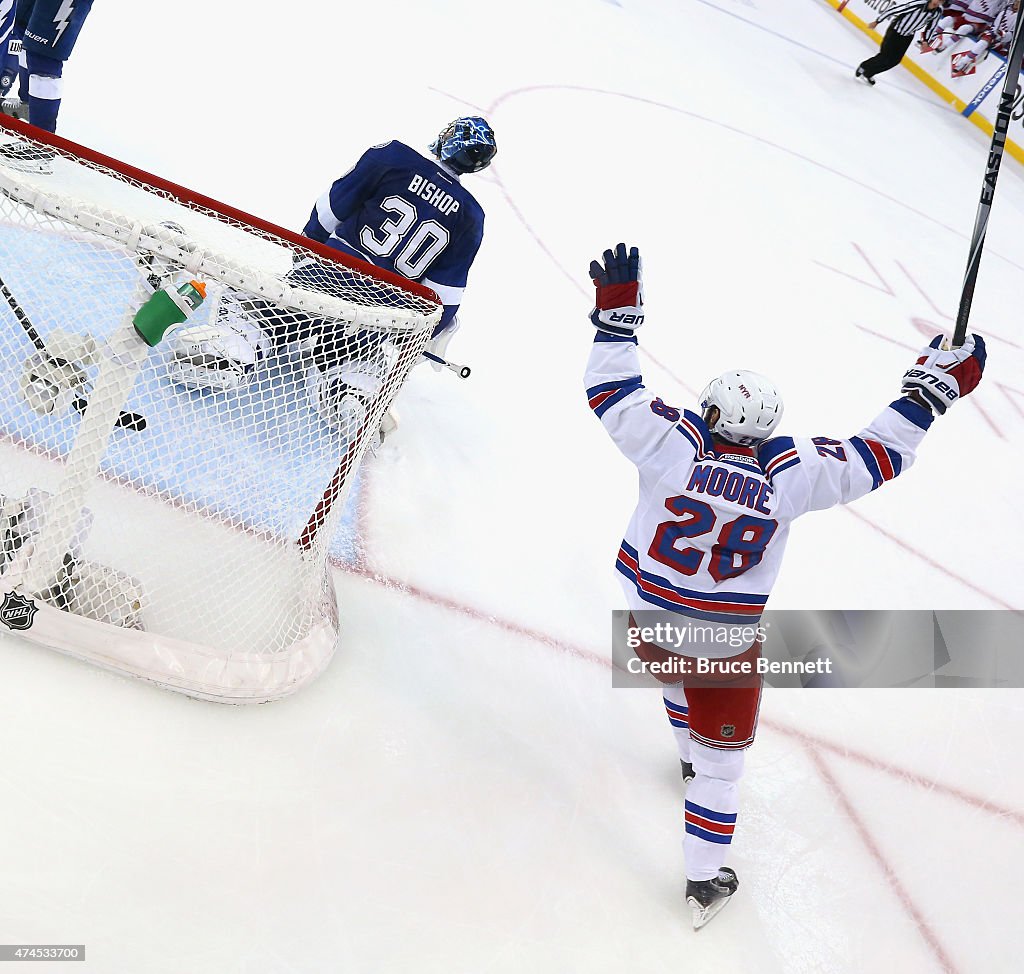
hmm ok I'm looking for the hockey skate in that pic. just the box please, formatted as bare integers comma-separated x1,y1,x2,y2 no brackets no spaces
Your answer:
680,760,695,783
376,408,399,449
854,67,875,86
0,139,55,174
0,96,29,122
686,867,738,930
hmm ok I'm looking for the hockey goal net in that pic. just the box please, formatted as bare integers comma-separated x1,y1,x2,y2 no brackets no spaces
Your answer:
0,117,440,702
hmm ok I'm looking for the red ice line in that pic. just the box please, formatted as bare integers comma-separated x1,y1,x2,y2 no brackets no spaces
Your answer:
802,745,961,974
339,544,1018,974
339,540,1021,973
335,543,1024,832
766,718,1024,828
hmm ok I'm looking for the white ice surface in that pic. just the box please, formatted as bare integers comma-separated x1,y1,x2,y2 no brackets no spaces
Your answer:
2,1,1023,971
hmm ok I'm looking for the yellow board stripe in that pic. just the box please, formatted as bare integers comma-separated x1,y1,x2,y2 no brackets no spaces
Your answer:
822,0,1024,165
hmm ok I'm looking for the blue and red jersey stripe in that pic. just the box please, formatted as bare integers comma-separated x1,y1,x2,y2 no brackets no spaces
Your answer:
664,697,689,729
586,377,643,418
676,409,714,457
850,436,903,490
616,541,768,624
758,436,800,483
685,800,737,845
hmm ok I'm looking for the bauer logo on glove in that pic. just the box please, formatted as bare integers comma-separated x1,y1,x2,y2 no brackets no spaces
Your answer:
589,243,645,337
901,333,986,414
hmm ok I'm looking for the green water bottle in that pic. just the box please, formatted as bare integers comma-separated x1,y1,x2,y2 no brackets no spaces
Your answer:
133,279,207,347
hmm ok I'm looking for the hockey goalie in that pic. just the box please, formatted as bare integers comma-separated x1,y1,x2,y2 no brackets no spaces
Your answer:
163,117,495,447
0,118,439,701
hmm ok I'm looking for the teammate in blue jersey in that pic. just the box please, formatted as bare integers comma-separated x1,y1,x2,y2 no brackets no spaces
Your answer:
301,126,489,340
0,0,95,170
0,0,23,108
168,118,495,439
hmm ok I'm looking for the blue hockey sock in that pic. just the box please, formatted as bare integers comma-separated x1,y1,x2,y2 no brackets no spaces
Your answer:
28,75,61,131
25,53,62,133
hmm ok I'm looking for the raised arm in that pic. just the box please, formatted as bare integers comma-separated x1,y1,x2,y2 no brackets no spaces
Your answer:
584,244,706,473
763,334,987,518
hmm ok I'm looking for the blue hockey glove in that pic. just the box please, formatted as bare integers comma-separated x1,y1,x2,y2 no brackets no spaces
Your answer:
589,243,644,337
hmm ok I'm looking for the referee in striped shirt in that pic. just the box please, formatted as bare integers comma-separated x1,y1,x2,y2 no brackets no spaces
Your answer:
856,0,945,85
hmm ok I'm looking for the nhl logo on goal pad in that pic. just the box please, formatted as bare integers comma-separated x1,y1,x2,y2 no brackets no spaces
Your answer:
0,592,39,632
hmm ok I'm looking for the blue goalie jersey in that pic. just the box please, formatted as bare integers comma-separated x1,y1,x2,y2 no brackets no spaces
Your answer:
302,140,485,332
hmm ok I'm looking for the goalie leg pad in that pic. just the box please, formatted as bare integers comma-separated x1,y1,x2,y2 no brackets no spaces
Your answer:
166,292,272,392
306,339,398,432
307,361,382,432
1,488,54,574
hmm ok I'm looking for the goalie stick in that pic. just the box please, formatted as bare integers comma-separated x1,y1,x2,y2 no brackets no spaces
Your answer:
422,350,472,378
0,272,148,431
952,13,1024,348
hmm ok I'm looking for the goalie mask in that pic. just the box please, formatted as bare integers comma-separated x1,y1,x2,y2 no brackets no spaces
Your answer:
430,117,497,174
700,370,783,446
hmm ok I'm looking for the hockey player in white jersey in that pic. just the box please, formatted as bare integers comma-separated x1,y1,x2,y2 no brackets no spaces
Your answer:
585,244,987,929
925,0,1007,53
951,0,1019,74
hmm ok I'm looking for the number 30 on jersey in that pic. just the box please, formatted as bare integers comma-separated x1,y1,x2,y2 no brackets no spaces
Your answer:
359,195,450,278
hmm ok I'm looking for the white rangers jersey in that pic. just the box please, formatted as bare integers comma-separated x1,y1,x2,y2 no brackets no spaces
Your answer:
586,334,934,656
988,1,1018,38
964,0,1008,26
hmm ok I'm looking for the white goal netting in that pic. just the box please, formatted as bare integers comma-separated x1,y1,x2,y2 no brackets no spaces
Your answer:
0,119,440,702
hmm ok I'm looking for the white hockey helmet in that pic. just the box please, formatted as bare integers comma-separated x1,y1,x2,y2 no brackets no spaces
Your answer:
699,370,784,446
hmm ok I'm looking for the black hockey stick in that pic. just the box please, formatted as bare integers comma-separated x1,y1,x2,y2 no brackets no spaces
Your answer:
953,15,1024,348
0,272,148,431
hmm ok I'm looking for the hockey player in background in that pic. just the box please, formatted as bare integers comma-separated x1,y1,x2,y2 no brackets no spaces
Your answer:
949,0,1018,75
0,0,22,108
584,244,986,928
0,0,95,170
923,0,1007,54
167,117,494,442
